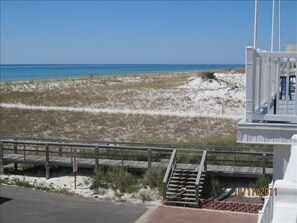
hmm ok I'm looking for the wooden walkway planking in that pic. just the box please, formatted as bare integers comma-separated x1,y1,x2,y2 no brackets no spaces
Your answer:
3,154,272,177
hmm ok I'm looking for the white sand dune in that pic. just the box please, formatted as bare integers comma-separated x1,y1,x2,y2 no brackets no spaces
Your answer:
1,72,245,120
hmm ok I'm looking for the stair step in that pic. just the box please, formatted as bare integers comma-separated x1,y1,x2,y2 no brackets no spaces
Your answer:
171,177,196,180
168,184,196,188
170,180,196,184
181,197,196,201
167,188,196,193
173,169,198,173
167,185,201,189
181,193,196,197
172,174,197,177
173,171,198,176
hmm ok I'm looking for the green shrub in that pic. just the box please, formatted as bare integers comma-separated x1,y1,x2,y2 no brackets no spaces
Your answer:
199,71,216,80
92,168,108,189
13,178,32,188
203,174,223,198
91,167,138,193
138,191,153,203
106,167,138,193
249,175,271,189
54,188,75,195
142,166,166,195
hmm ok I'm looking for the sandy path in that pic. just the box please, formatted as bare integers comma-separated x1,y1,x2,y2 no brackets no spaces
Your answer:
0,103,242,120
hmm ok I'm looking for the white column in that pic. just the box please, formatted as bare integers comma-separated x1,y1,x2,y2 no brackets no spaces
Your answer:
283,135,297,182
273,144,291,181
246,47,256,122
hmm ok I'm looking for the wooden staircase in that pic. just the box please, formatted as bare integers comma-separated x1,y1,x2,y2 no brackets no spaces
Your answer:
164,168,206,207
163,150,208,207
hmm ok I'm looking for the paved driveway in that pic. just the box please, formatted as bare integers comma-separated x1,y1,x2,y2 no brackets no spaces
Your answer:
0,185,147,223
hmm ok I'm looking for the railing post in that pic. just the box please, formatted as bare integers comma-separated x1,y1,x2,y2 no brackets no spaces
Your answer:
58,141,62,157
14,144,18,171
0,142,3,173
262,153,267,175
95,146,99,171
45,144,50,179
233,153,236,172
204,152,207,171
107,148,110,159
246,46,256,122
121,149,124,167
23,144,26,160
148,149,152,169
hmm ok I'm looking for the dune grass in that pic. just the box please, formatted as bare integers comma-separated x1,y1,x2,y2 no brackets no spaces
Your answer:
0,107,237,143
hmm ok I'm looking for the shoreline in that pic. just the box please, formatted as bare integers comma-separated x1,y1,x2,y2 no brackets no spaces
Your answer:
0,66,245,84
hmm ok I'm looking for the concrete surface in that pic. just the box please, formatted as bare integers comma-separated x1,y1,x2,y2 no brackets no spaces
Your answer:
0,185,147,223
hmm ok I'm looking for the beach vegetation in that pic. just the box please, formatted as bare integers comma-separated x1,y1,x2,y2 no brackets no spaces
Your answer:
249,175,271,189
142,166,166,195
0,177,74,195
203,173,224,198
202,134,237,146
92,167,138,193
138,190,154,203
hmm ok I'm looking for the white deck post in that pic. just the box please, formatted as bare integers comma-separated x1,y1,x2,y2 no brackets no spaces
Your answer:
246,46,256,122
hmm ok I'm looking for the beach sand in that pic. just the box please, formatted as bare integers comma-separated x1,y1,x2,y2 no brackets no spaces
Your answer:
0,70,245,143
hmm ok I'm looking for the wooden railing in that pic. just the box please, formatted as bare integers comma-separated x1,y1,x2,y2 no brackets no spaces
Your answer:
162,149,177,201
0,138,273,181
0,136,273,151
206,150,273,175
246,47,297,123
195,150,207,204
0,139,173,179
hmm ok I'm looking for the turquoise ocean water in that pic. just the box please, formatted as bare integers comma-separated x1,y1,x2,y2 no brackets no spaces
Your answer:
0,64,243,82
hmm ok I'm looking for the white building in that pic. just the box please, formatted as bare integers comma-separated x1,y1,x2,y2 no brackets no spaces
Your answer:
285,44,297,53
237,1,297,222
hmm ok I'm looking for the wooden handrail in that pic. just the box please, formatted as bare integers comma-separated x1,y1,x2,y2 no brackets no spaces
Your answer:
0,136,272,151
0,139,172,152
162,149,176,200
195,150,207,203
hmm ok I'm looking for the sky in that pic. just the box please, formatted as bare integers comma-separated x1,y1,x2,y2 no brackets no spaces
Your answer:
0,0,296,64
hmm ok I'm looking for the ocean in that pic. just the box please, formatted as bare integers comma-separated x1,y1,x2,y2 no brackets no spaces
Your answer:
0,64,243,82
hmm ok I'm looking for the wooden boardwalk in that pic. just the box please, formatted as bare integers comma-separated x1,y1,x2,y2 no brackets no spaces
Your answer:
0,139,273,179
3,154,272,178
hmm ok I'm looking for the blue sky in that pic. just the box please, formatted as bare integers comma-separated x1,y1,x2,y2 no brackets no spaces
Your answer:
1,0,296,64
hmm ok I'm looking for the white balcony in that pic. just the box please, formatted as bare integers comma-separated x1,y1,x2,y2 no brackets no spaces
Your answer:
245,47,297,123
238,47,297,145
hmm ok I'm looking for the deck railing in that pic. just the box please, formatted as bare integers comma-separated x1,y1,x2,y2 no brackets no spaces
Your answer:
246,47,297,123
